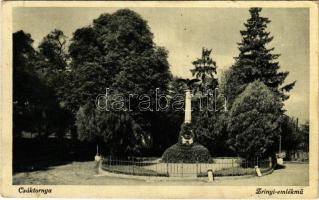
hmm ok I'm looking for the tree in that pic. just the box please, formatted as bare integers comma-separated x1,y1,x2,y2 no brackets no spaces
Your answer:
37,30,74,139
76,104,145,156
224,8,295,106
38,29,69,71
220,68,245,110
67,9,170,111
175,78,200,91
227,81,283,159
298,121,309,152
280,118,309,160
13,31,43,137
188,48,223,154
190,47,218,92
13,30,63,138
67,9,172,156
37,29,70,98
280,116,299,158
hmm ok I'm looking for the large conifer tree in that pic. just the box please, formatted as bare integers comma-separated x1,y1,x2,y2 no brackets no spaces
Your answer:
225,8,297,159
225,8,295,105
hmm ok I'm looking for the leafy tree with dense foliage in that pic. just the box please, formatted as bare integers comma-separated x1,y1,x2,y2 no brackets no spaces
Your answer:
37,29,70,95
67,9,171,110
38,29,69,70
37,30,74,138
280,116,300,158
13,30,64,138
13,30,40,137
281,117,309,160
68,9,172,156
223,8,295,106
227,81,283,159
298,121,309,152
76,104,145,156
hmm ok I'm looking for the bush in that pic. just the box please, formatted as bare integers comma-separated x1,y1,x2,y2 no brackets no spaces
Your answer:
161,143,211,163
227,81,282,159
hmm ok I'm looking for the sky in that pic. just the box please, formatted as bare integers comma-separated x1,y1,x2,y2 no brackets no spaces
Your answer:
13,7,310,123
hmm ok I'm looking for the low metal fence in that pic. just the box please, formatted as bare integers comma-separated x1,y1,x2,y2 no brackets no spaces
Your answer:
101,157,273,177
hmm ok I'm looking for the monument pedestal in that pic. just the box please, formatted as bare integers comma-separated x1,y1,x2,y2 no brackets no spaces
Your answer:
161,89,211,163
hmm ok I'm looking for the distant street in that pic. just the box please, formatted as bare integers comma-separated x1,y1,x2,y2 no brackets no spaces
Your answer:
13,162,308,186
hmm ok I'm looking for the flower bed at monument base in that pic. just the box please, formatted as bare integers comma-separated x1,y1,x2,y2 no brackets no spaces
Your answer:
161,143,211,163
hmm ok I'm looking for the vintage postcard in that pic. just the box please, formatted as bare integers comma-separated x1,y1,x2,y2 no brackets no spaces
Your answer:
1,1,318,199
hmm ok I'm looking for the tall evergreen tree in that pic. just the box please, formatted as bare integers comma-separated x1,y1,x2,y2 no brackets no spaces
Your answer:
224,8,295,106
190,48,218,92
188,48,225,154
225,8,296,159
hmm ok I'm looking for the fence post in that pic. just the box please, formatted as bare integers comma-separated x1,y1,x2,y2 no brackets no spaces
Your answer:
181,160,183,177
243,159,248,175
232,159,234,176
208,169,213,182
196,161,198,176
155,159,157,176
132,157,134,175
166,162,169,176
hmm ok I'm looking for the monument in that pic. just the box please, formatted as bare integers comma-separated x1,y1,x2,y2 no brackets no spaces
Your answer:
162,89,211,163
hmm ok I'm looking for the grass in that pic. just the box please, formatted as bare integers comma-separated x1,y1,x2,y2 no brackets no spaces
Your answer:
101,163,169,177
198,166,273,177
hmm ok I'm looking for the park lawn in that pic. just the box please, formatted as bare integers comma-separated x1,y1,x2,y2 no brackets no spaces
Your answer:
198,167,256,177
101,164,168,177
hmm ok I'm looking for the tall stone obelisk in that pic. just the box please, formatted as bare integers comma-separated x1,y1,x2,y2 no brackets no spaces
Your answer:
184,89,191,123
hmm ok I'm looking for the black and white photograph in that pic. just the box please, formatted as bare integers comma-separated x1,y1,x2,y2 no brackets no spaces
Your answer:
1,1,318,199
